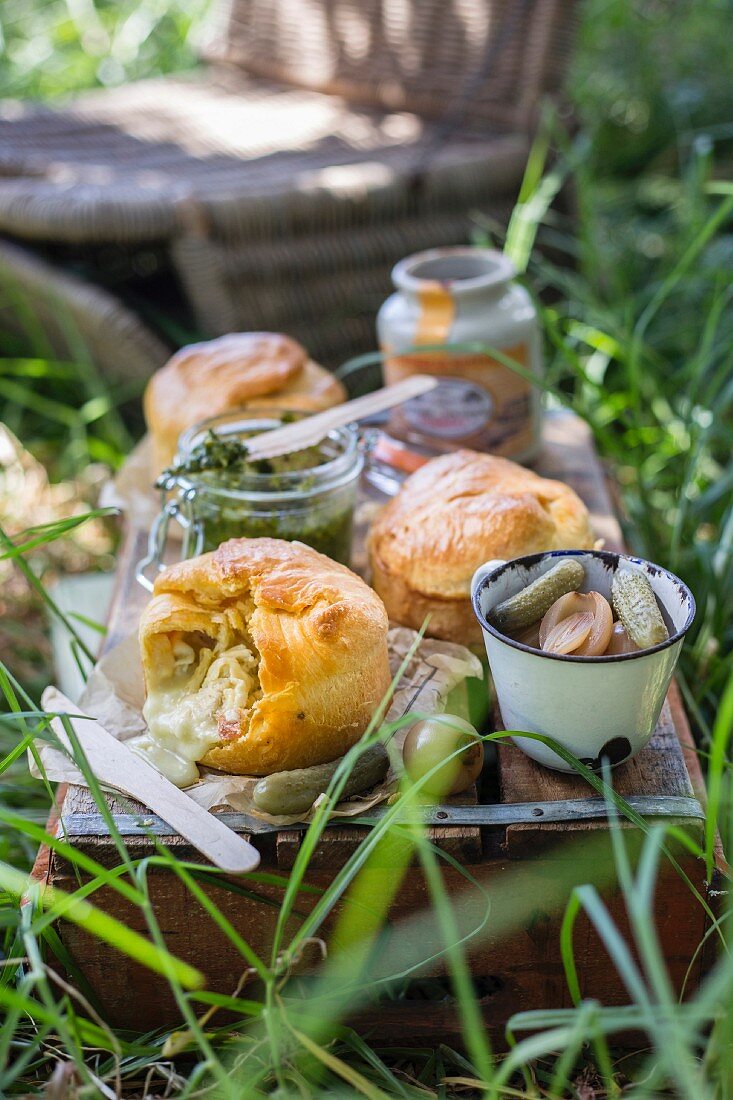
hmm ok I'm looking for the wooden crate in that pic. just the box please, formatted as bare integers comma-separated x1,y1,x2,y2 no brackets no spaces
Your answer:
34,413,721,1045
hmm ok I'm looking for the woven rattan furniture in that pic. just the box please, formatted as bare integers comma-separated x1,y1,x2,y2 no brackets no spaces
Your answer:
0,0,577,366
0,239,170,383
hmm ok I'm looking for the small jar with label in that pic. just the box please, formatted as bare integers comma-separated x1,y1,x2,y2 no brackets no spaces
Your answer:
377,247,542,463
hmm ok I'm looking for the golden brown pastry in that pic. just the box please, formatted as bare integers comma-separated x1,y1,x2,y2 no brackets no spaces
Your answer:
368,450,594,646
144,332,346,473
137,538,391,784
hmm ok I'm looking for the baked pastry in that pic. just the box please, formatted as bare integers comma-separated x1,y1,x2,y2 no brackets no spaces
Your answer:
137,537,391,784
144,332,347,473
368,450,594,646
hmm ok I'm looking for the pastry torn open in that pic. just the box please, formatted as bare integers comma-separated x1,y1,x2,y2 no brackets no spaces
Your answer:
139,599,262,785
138,538,392,785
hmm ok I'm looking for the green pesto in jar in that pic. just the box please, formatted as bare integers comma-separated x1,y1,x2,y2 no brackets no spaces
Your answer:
160,428,356,563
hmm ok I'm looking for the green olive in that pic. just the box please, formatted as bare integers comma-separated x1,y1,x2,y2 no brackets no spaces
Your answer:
402,715,484,798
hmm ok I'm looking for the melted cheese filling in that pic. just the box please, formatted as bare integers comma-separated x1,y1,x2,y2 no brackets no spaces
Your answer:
137,605,260,786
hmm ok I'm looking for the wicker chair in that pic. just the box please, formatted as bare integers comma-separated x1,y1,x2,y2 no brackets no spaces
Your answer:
0,239,170,384
0,0,577,367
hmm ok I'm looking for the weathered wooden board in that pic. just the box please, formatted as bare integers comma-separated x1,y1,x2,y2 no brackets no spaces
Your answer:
497,688,702,857
43,836,714,1040
35,410,722,1043
56,411,701,860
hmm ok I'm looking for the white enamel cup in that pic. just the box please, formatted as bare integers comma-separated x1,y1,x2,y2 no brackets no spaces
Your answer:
471,550,695,772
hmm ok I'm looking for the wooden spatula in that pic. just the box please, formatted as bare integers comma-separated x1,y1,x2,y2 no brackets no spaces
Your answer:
243,374,437,461
41,688,260,874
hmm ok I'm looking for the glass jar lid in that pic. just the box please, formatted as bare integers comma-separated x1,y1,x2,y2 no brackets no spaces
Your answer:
169,408,362,503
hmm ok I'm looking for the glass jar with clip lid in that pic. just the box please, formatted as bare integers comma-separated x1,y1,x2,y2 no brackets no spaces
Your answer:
136,408,364,590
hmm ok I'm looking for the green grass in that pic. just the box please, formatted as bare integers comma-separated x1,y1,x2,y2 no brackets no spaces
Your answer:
1,0,733,1094
507,131,733,747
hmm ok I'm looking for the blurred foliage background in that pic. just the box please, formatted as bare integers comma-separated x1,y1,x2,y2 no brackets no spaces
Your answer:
0,0,210,100
2,0,731,159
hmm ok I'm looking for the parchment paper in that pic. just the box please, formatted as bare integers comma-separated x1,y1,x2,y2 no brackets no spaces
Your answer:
99,435,162,532
36,626,484,826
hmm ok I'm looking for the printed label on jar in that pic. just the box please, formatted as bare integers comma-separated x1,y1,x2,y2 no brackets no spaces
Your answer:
383,345,536,458
402,378,494,439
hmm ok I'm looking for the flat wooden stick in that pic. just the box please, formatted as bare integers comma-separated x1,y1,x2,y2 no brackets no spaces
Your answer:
244,375,437,460
41,688,260,874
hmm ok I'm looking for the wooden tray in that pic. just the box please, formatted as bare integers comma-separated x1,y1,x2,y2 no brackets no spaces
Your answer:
35,411,721,1044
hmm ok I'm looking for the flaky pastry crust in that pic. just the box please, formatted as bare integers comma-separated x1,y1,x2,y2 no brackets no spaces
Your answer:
144,332,346,473
139,538,391,775
368,450,594,645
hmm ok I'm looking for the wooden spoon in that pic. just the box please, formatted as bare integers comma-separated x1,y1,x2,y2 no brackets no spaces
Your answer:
243,375,437,461
41,688,260,874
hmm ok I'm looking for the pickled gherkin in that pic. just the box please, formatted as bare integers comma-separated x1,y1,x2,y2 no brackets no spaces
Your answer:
611,569,669,651
252,743,389,815
489,558,585,634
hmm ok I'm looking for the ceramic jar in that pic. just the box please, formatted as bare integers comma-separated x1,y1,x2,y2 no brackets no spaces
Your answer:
377,246,542,462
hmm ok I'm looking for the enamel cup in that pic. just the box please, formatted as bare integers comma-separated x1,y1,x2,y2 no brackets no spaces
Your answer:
471,550,695,772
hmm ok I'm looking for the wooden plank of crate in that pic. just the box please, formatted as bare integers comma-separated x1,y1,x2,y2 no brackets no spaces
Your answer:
496,697,702,857
106,524,149,646
275,787,483,870
276,823,483,870
537,411,624,554
499,696,694,807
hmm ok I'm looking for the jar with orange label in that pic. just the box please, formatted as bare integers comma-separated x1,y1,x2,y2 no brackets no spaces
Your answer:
376,247,542,463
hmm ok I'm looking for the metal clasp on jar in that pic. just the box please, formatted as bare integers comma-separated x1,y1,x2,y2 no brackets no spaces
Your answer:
135,478,205,592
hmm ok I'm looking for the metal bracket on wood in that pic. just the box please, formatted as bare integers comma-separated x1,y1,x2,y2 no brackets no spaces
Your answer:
59,795,705,840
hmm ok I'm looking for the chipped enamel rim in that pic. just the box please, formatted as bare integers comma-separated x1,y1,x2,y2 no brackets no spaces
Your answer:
472,549,696,664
